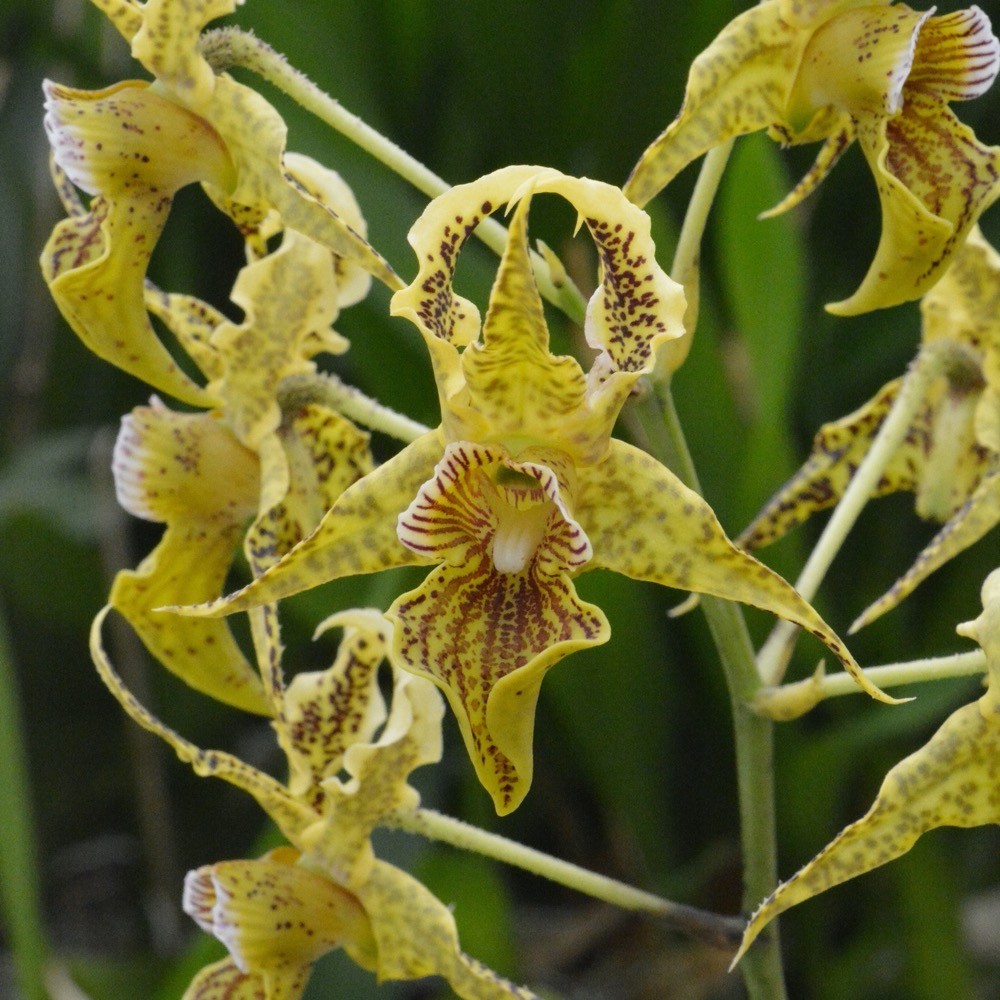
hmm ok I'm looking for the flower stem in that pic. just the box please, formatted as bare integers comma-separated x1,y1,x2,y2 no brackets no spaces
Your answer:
754,649,987,720
0,601,51,1000
387,807,744,950
199,28,587,325
278,372,431,443
756,344,950,686
639,383,787,998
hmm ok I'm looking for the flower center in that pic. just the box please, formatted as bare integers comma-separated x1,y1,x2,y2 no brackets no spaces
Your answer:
487,473,553,575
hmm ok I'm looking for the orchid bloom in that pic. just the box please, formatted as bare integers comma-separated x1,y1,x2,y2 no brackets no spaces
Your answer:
108,162,374,712
735,564,1000,965
91,603,537,999
625,0,1000,315
739,225,1000,631
176,165,897,815
40,0,397,403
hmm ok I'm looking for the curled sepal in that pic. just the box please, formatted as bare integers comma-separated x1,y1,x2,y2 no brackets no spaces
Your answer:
109,403,268,713
830,96,1000,316
387,442,608,814
182,849,377,1000
41,80,232,404
90,606,314,841
201,77,400,292
180,430,443,617
623,2,811,207
851,466,1000,631
208,232,346,451
279,610,391,805
303,668,445,884
357,861,539,999
130,0,243,108
391,164,554,349
524,173,686,378
577,439,900,704
736,567,1000,966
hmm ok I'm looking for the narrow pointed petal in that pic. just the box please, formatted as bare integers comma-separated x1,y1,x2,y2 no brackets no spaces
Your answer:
624,3,807,207
459,196,594,450
90,606,315,840
735,692,1000,965
180,431,444,618
737,379,929,549
203,77,400,291
830,97,1000,315
851,467,1000,630
183,852,373,994
357,861,539,999
523,173,686,376
110,404,268,712
41,81,233,403
579,440,899,703
144,285,226,381
89,0,143,43
760,126,853,218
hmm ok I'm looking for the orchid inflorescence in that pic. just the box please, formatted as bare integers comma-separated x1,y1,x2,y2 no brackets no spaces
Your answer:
38,0,1000,997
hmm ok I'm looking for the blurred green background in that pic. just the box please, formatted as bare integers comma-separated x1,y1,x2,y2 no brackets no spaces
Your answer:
2,1,999,998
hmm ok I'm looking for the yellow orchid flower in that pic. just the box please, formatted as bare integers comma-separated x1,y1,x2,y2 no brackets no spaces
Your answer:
625,0,1000,314
734,565,1000,965
91,604,538,1000
108,186,374,712
40,0,397,402
176,165,897,815
740,225,1000,630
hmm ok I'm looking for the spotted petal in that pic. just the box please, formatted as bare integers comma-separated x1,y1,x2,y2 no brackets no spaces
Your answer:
109,404,268,713
624,1,817,206
387,442,607,814
41,80,233,404
208,232,346,451
279,610,390,805
183,850,376,996
182,957,266,1000
577,439,898,704
355,860,539,999
831,95,1000,315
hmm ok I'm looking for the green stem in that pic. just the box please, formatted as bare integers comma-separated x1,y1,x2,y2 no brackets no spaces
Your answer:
754,649,987,720
0,601,50,1000
387,807,744,950
199,28,587,326
278,372,431,443
756,345,951,686
639,384,787,998
630,132,785,996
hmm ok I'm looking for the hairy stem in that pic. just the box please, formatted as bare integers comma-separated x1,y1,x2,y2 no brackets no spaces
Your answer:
387,807,744,950
199,28,587,325
279,372,431,443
